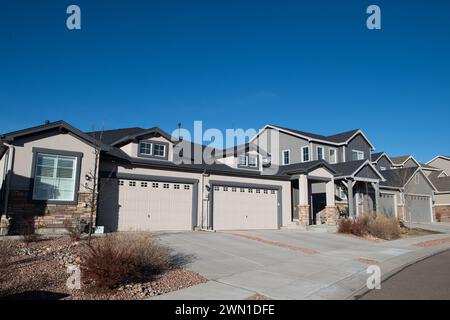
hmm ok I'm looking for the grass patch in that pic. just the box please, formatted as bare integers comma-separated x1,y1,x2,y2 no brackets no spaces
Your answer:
405,228,441,237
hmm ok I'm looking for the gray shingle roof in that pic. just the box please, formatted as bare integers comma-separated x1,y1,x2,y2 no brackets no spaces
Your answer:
380,167,417,188
87,127,145,145
329,160,368,177
371,152,384,162
428,170,450,192
390,155,412,165
269,124,360,144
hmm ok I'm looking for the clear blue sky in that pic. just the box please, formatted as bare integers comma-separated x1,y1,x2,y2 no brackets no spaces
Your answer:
1,0,449,161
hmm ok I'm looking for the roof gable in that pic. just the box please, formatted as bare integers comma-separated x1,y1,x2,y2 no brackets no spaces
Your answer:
1,120,110,151
251,124,375,149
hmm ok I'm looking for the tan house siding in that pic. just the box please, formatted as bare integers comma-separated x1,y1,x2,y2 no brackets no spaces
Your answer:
5,131,98,234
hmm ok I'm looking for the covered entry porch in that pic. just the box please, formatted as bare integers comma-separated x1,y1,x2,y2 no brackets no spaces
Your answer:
281,161,337,226
331,160,385,218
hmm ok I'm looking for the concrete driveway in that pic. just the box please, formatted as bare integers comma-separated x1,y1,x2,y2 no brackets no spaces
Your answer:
151,227,450,300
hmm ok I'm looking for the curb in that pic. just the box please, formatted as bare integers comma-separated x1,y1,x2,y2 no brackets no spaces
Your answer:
348,246,450,300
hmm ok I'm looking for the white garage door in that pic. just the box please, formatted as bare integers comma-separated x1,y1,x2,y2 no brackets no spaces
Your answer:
212,185,280,230
404,194,432,223
98,178,194,231
379,193,396,218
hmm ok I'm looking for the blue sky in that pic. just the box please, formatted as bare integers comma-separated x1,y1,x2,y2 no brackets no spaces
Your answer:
1,0,449,161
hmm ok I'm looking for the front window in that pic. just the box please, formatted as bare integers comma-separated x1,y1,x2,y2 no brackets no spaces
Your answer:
329,148,337,164
282,150,290,165
302,146,309,162
139,142,152,155
153,144,166,157
352,150,364,161
238,154,247,166
317,146,324,160
248,155,257,167
33,153,77,201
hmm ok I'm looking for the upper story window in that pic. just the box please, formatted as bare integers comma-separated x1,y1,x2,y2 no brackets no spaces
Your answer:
153,144,166,157
414,174,420,184
380,166,386,171
317,146,324,161
238,154,247,166
138,140,168,159
248,155,258,167
139,142,152,155
301,146,310,162
238,154,258,168
32,151,80,203
282,150,290,165
351,150,364,161
329,148,337,164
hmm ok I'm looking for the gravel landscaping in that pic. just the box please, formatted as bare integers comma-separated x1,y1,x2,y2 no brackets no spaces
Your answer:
0,235,207,300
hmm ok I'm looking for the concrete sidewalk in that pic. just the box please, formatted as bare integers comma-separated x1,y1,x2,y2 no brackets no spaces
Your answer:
150,225,450,300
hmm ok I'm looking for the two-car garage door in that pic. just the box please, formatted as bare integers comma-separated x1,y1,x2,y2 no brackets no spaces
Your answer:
98,178,194,232
211,184,280,230
404,194,432,223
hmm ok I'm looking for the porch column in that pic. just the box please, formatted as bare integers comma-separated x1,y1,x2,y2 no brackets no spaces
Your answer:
371,182,380,215
347,179,356,217
325,178,337,225
298,174,309,225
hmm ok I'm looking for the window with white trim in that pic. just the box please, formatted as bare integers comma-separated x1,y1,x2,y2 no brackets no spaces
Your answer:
248,155,257,167
282,150,290,165
238,154,247,166
329,148,337,164
139,142,152,155
317,146,324,161
414,174,420,184
153,144,166,157
351,150,364,161
380,166,386,171
301,146,309,162
33,153,78,201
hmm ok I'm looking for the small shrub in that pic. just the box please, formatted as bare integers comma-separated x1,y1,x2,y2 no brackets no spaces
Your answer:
368,215,401,240
21,219,39,244
63,219,82,241
338,218,352,234
351,215,370,237
81,233,170,289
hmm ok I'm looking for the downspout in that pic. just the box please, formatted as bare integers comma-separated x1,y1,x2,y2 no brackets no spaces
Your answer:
201,169,212,231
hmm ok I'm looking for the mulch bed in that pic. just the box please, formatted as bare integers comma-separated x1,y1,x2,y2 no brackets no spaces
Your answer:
0,236,206,300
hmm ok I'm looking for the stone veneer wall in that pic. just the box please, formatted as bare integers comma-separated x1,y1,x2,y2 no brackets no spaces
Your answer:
6,190,95,234
434,205,450,223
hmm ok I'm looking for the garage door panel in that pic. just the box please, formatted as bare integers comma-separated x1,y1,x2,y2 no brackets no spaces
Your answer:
404,194,432,223
379,193,396,218
99,178,193,231
213,186,279,230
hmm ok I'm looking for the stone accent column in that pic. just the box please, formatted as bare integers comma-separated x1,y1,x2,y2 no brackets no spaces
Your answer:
397,205,405,220
298,174,309,225
298,205,310,225
325,206,337,225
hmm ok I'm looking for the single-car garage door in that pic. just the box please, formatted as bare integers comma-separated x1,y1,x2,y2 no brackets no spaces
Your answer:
379,192,397,218
98,177,195,232
211,183,280,230
404,194,432,223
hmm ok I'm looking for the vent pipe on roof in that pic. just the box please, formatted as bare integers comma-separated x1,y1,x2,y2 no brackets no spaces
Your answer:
44,120,50,125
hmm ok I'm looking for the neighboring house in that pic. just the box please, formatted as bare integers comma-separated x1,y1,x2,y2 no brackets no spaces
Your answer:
378,167,436,223
218,124,385,223
390,155,421,168
425,156,450,222
371,152,394,171
0,120,439,234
